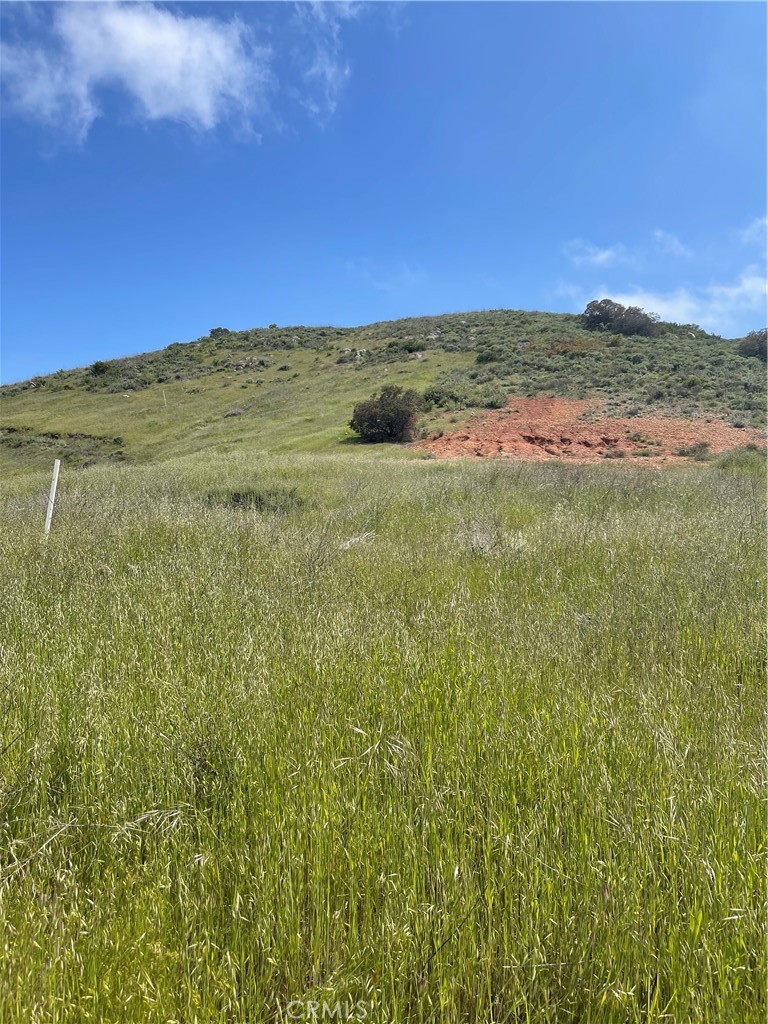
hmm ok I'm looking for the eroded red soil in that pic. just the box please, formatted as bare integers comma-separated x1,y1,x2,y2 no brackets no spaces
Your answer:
416,396,765,463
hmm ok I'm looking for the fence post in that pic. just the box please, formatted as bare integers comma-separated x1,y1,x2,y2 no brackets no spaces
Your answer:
44,459,61,537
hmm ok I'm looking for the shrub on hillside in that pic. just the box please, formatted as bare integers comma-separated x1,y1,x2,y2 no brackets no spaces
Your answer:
676,441,712,461
423,378,508,411
480,386,509,408
737,329,767,363
386,338,426,354
476,347,503,364
581,299,659,337
716,444,765,473
349,385,425,442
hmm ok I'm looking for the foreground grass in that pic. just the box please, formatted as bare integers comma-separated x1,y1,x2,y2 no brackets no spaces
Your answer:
1,455,765,1022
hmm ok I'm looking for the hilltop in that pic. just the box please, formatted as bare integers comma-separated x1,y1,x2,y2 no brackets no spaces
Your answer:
1,308,765,473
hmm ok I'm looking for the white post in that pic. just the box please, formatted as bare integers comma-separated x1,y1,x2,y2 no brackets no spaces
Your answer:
44,459,60,537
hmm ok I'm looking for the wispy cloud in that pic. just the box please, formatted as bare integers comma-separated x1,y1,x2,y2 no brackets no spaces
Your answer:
653,229,692,259
292,1,361,124
346,258,426,294
563,239,627,268
565,229,694,269
738,216,767,248
560,267,766,336
0,3,271,141
608,269,767,335
559,219,766,335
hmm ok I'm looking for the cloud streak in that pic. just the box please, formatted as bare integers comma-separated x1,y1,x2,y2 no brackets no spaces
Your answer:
608,269,767,336
653,229,691,259
292,1,361,123
738,216,767,248
565,228,695,269
563,239,627,268
560,222,768,334
346,257,426,294
560,267,766,337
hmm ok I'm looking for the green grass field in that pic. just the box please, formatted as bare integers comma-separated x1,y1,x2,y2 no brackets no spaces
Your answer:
1,452,765,1022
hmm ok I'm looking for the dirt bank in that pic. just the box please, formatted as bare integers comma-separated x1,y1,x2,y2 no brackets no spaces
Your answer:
417,396,765,463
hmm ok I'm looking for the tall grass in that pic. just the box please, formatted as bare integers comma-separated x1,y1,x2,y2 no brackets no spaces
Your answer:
1,454,765,1022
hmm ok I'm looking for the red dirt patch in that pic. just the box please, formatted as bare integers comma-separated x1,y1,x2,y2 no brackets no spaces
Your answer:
416,396,766,464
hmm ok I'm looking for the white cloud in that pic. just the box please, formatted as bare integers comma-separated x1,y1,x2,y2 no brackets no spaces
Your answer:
566,230,692,270
346,258,426,293
559,223,766,334
653,229,691,259
738,217,768,248
563,239,627,268
0,3,272,140
292,1,361,123
606,267,767,335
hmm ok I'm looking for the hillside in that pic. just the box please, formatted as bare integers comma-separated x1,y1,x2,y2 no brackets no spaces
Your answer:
2,308,765,473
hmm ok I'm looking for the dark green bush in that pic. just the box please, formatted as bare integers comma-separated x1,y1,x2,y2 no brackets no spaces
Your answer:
737,329,767,363
349,385,426,443
476,347,503,364
208,486,304,514
386,338,426,354
582,299,659,337
676,441,712,461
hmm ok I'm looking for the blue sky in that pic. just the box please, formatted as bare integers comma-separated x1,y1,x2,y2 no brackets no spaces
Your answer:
1,1,766,383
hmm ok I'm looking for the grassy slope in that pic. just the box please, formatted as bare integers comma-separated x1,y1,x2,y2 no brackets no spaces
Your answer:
2,309,765,474
1,454,765,1022
0,347,470,471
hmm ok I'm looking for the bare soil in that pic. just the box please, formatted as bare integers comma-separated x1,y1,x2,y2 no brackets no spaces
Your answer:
416,396,765,463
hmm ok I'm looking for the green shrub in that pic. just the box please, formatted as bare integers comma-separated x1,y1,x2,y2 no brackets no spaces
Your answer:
349,385,426,442
476,347,503,364
581,299,659,337
716,445,766,473
207,486,304,513
676,441,712,461
737,328,767,363
480,386,509,409
387,338,426,354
